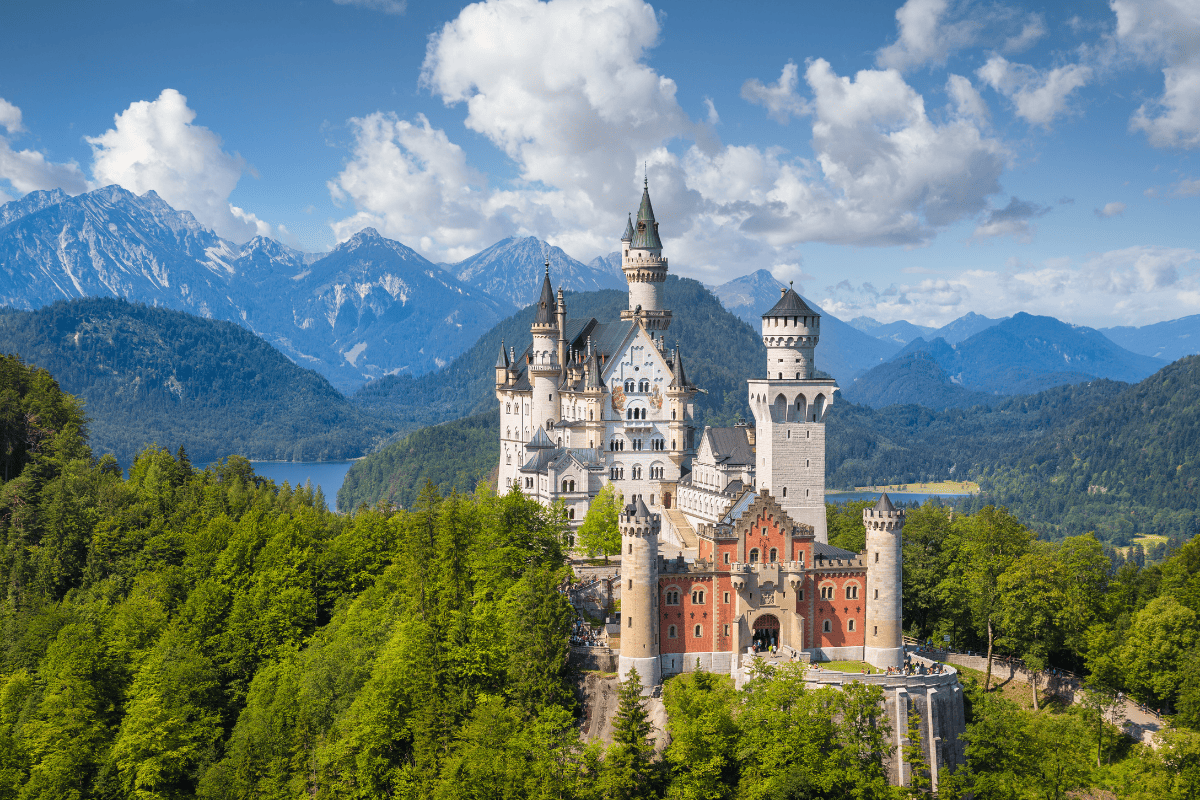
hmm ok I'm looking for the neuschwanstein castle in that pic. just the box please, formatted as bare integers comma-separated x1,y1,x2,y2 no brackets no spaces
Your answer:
493,182,905,686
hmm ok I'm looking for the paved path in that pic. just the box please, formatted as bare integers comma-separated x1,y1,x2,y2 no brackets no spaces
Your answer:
917,648,1164,747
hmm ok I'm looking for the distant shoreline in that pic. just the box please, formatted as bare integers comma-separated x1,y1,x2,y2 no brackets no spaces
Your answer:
827,480,980,495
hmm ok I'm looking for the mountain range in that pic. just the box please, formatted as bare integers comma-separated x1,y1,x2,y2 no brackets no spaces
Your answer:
1,186,1196,399
842,313,1169,408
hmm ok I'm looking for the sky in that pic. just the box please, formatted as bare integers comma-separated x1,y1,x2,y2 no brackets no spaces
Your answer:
1,0,1199,329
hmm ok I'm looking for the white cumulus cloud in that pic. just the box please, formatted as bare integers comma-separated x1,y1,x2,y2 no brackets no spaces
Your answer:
741,61,809,123
876,0,979,71
1113,0,1200,148
1096,201,1126,217
977,55,1092,127
330,0,1006,276
0,97,89,199
87,89,269,242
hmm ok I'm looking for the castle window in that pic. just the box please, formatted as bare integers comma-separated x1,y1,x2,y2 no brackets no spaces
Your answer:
672,410,676,420
874,626,878,636
691,589,705,604
665,590,679,605
628,579,632,590
639,379,649,392
875,551,879,563
694,625,702,638
845,585,858,599
823,620,832,633
650,495,655,505
723,624,730,636
506,403,511,413
723,591,729,603
632,466,642,480
749,548,759,563
624,379,634,392
820,586,833,599
568,508,575,520
848,619,856,632
628,616,633,628
668,625,677,638
782,487,787,497
723,553,730,565
769,548,778,563
798,589,804,600
506,453,512,465
874,589,878,599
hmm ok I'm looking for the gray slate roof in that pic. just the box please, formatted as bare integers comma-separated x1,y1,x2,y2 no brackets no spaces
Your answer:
706,426,755,466
813,541,858,560
527,427,556,449
763,287,817,318
534,267,556,325
621,214,634,242
873,493,896,513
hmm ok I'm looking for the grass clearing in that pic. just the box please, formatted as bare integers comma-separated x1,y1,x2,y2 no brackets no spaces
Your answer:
829,480,980,495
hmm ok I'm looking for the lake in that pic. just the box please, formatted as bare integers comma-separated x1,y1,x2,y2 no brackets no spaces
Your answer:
827,491,975,505
250,460,356,503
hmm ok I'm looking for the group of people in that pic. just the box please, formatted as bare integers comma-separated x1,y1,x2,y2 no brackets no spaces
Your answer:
570,618,604,648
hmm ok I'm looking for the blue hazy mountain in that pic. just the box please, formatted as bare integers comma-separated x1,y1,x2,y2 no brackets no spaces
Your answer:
708,269,899,385
843,312,1168,408
850,311,1003,346
0,187,506,390
451,236,625,308
1101,314,1200,363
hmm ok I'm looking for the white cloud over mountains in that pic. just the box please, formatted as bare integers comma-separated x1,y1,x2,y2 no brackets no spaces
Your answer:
0,91,267,240
329,0,1007,274
820,245,1200,328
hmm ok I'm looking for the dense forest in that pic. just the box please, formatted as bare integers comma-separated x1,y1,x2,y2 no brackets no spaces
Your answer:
1,357,1198,799
0,300,390,466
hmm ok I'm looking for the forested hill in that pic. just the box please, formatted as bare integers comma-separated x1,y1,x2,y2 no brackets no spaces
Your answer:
967,354,1200,543
0,298,391,466
352,275,768,432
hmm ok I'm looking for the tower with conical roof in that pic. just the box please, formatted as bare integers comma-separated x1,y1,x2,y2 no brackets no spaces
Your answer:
747,285,839,542
618,495,661,690
530,260,561,435
863,493,905,668
620,179,671,331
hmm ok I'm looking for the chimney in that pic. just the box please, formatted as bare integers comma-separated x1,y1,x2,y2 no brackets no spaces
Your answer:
781,287,787,297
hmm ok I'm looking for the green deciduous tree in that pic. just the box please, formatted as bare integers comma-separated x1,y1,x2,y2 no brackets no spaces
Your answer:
578,484,621,563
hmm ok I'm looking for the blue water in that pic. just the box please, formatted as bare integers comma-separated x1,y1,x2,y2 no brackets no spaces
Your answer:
249,460,356,502
827,491,974,505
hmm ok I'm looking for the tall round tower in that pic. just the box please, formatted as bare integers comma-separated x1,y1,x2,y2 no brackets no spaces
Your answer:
618,496,660,690
530,262,561,434
620,179,671,331
762,284,819,381
864,493,905,669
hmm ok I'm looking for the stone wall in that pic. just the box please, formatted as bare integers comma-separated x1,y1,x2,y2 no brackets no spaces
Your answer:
570,646,619,673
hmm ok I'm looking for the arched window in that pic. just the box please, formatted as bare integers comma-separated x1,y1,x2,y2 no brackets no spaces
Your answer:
823,619,832,633
820,585,833,599
691,589,705,604
749,548,760,563
624,379,635,392
665,590,680,605
568,508,575,520
506,453,512,464
627,408,633,420
769,548,778,563
672,409,676,420
848,619,856,632
694,624,702,638
506,403,511,413
668,625,677,638
845,585,858,599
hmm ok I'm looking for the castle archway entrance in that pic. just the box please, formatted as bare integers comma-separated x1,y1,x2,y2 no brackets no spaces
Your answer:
752,614,780,651
663,492,672,509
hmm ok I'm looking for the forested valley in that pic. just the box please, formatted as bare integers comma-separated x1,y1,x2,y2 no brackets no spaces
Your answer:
2,347,1199,799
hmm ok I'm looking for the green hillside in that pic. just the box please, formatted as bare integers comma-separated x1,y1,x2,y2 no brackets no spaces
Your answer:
338,411,498,511
965,355,1200,544
0,298,390,467
352,275,768,431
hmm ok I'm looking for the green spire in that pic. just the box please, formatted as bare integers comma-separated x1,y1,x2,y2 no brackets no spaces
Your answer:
630,179,662,250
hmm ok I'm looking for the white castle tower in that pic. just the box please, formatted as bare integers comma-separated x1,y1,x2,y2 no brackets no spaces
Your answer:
620,178,671,332
529,263,561,435
747,286,838,543
864,493,905,668
618,496,660,690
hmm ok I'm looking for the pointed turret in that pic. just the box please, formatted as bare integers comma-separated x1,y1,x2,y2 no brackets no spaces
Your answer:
494,339,509,370
670,345,689,388
631,179,663,250
873,493,896,514
621,213,634,242
534,261,556,327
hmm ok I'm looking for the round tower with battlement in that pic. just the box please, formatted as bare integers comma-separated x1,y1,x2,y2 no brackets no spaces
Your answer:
530,262,561,433
620,179,671,331
864,493,905,669
618,496,660,690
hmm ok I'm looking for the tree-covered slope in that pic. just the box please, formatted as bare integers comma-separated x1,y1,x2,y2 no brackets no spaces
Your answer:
352,275,768,432
840,351,997,409
967,355,1200,543
338,411,498,511
0,298,390,467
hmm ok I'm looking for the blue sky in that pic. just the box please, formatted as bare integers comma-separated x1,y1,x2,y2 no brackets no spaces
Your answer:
2,0,1198,328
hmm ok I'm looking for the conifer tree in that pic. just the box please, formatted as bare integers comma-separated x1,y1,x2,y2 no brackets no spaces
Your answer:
599,667,657,800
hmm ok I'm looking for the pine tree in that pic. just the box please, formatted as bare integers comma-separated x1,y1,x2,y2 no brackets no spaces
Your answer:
599,668,657,800
901,699,931,797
